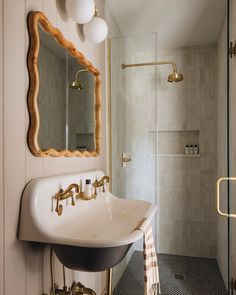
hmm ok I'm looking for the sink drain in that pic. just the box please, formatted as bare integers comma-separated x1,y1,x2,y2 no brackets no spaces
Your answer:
173,273,185,280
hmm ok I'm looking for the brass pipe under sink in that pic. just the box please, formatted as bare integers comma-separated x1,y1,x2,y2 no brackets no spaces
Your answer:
105,269,113,295
73,282,96,295
48,246,97,295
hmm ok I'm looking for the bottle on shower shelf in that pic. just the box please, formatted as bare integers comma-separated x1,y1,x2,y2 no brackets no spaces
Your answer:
189,145,194,154
185,145,190,154
194,145,199,154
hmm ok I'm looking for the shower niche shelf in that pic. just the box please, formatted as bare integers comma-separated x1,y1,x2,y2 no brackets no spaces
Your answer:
149,129,200,157
75,133,94,151
157,153,200,158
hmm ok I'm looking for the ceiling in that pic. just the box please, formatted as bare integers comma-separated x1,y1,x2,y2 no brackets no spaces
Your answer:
106,0,227,49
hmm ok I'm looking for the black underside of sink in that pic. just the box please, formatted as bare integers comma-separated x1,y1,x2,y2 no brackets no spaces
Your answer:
53,243,132,272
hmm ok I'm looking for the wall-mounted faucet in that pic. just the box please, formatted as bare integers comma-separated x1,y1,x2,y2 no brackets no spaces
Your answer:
54,177,110,216
55,184,80,216
93,176,110,197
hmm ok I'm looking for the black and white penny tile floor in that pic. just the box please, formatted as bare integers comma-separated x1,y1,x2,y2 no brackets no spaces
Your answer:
114,251,227,295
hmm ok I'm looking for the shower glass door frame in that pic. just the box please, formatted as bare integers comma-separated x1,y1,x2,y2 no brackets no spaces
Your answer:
227,0,236,293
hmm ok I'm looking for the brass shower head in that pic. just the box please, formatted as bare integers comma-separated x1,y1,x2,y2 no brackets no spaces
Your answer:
70,80,84,90
168,71,184,83
70,69,88,90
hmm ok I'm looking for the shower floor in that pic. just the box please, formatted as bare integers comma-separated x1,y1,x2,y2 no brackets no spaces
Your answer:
113,251,227,295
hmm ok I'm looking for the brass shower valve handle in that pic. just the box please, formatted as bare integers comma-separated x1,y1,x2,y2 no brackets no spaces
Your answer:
55,184,80,216
93,176,110,196
122,154,132,163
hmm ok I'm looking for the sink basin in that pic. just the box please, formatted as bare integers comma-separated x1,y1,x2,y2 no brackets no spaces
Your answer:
19,170,157,271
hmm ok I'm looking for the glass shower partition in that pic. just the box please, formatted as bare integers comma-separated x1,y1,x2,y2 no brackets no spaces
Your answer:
110,33,158,287
109,2,235,292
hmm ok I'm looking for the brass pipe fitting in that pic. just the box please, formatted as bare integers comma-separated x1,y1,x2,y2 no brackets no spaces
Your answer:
55,184,80,216
76,191,97,201
106,269,113,295
73,282,96,295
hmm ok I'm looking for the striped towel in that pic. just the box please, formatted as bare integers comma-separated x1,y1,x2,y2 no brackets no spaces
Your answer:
136,219,161,295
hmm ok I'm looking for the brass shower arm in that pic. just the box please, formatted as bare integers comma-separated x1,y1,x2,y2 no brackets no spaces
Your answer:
75,69,89,81
121,60,183,83
122,60,178,72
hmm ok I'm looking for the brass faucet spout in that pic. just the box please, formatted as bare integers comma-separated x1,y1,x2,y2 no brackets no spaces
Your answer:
93,176,110,196
55,183,80,216
94,176,110,187
58,183,80,196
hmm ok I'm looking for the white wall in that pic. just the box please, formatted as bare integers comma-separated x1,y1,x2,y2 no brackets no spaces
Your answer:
0,0,107,294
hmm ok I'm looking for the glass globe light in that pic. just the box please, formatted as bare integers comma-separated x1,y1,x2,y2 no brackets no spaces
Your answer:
66,0,95,24
83,16,108,44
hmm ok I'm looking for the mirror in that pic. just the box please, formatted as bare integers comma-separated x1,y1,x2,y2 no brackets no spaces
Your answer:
27,11,101,157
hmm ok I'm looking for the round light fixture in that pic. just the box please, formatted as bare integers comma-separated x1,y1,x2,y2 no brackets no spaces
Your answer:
83,16,108,44
66,0,95,24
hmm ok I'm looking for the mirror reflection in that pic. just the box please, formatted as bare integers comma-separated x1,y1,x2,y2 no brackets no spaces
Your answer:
68,56,95,152
37,25,95,152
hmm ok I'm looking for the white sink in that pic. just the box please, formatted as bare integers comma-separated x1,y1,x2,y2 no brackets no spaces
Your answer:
19,170,157,271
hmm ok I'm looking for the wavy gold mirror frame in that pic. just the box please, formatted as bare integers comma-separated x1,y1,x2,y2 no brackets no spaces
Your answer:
27,11,101,157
